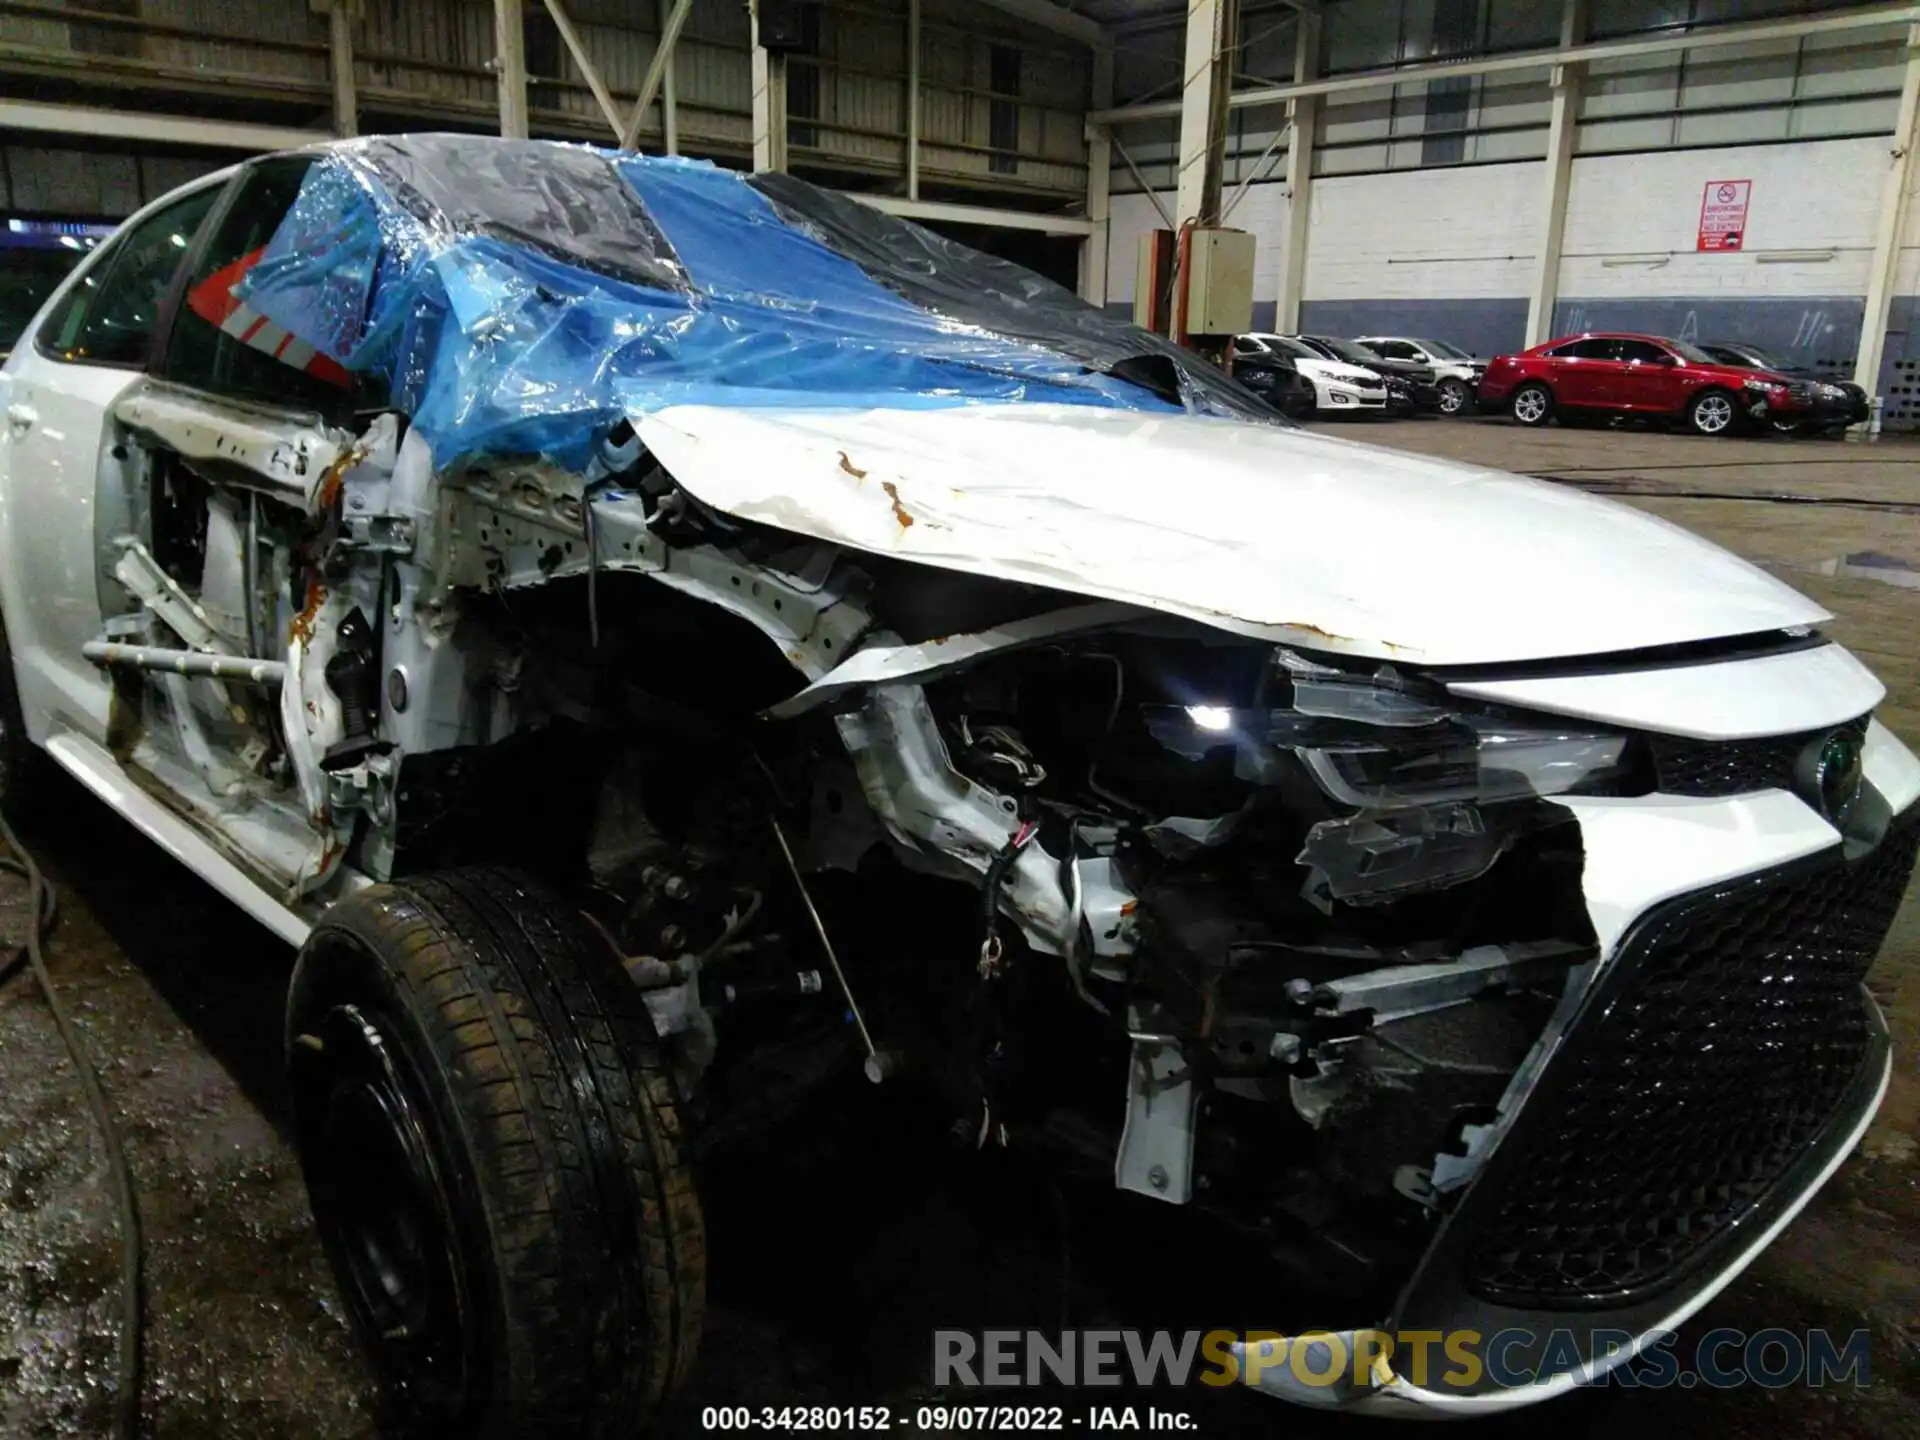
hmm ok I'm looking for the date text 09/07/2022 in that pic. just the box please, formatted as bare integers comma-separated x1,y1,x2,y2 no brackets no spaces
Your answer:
701,1406,1197,1431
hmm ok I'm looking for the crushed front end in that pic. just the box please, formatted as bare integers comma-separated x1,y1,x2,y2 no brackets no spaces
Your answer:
792,615,1920,1412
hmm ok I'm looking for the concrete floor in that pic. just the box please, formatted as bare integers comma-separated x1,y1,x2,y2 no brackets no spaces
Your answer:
2,414,1919,1437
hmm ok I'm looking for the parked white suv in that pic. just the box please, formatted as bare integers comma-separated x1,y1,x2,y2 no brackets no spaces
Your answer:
2,136,1916,1431
1355,336,1487,416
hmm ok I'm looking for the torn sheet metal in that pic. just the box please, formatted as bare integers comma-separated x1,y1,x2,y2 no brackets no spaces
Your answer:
633,402,1830,667
113,382,353,509
767,601,1141,720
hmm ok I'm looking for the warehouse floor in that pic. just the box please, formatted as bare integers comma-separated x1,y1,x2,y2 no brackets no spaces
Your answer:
1,417,1918,1438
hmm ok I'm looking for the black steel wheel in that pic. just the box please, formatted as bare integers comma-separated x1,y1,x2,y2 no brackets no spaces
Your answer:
288,869,705,1439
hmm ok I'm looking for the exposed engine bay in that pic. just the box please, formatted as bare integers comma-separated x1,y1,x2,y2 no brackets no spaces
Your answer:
84,383,1676,1311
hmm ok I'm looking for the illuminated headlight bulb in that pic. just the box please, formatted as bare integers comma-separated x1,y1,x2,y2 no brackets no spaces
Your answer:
1187,704,1234,732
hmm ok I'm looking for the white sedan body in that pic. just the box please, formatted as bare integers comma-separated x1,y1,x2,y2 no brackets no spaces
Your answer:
2,150,1915,1420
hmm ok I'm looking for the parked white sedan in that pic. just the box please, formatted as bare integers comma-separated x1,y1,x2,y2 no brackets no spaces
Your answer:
1233,331,1389,413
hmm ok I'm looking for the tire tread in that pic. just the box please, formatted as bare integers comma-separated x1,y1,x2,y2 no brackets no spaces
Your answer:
289,867,705,1439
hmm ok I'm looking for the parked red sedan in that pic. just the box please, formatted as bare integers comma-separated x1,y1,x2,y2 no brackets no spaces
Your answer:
1477,332,1813,436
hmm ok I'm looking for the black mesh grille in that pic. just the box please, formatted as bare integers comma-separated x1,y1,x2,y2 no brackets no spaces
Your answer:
1647,715,1868,799
1464,807,1920,1308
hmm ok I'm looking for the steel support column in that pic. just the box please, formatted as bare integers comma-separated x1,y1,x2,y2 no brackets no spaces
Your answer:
1080,44,1113,303
1856,24,1920,401
326,1,357,139
906,0,922,199
1174,0,1238,229
1525,0,1587,347
660,0,680,154
751,0,788,172
624,0,693,149
495,0,528,139
543,0,624,141
1275,6,1320,334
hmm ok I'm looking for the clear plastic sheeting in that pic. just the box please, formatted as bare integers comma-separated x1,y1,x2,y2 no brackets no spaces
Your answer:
748,172,1270,422
237,135,1267,470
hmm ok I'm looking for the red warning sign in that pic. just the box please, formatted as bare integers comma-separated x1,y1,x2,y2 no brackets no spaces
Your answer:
1697,179,1752,252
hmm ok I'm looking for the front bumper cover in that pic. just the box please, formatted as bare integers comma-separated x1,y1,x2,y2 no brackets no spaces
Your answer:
1231,770,1919,1415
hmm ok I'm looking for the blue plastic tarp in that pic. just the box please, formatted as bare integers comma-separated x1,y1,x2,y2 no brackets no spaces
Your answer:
239,136,1227,471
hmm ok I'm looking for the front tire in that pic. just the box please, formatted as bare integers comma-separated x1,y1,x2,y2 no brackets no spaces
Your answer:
1437,377,1472,416
288,869,705,1438
1510,382,1554,427
1687,388,1739,437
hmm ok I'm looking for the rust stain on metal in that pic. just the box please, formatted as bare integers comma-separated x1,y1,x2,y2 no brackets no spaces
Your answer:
288,580,326,647
315,440,368,512
1279,621,1409,654
881,481,914,530
837,451,868,480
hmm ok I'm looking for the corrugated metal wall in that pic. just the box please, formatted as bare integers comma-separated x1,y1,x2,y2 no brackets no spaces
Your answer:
0,143,230,216
0,0,1091,204
1110,0,1909,194
912,0,1087,193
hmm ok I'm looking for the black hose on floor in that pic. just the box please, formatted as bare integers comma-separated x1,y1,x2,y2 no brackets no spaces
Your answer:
0,809,143,1440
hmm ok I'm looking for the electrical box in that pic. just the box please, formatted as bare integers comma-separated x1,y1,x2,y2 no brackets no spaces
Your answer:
1183,227,1255,337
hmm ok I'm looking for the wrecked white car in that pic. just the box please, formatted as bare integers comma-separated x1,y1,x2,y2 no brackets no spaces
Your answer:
0,136,1915,1431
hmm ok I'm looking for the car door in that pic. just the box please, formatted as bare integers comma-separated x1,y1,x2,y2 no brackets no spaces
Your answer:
1547,337,1624,407
92,154,373,889
1610,339,1680,412
0,178,225,747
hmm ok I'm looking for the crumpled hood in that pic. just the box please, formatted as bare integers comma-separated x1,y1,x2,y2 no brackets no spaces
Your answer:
635,403,1829,666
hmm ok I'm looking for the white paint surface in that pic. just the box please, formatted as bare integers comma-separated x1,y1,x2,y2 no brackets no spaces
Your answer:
1447,643,1885,740
637,401,1830,667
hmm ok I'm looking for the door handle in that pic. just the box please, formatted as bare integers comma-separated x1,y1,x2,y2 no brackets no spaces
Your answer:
5,403,35,435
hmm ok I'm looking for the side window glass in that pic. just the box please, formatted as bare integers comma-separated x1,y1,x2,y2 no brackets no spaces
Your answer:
1374,341,1414,360
162,158,379,415
1616,340,1668,364
1565,338,1621,360
36,188,221,367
